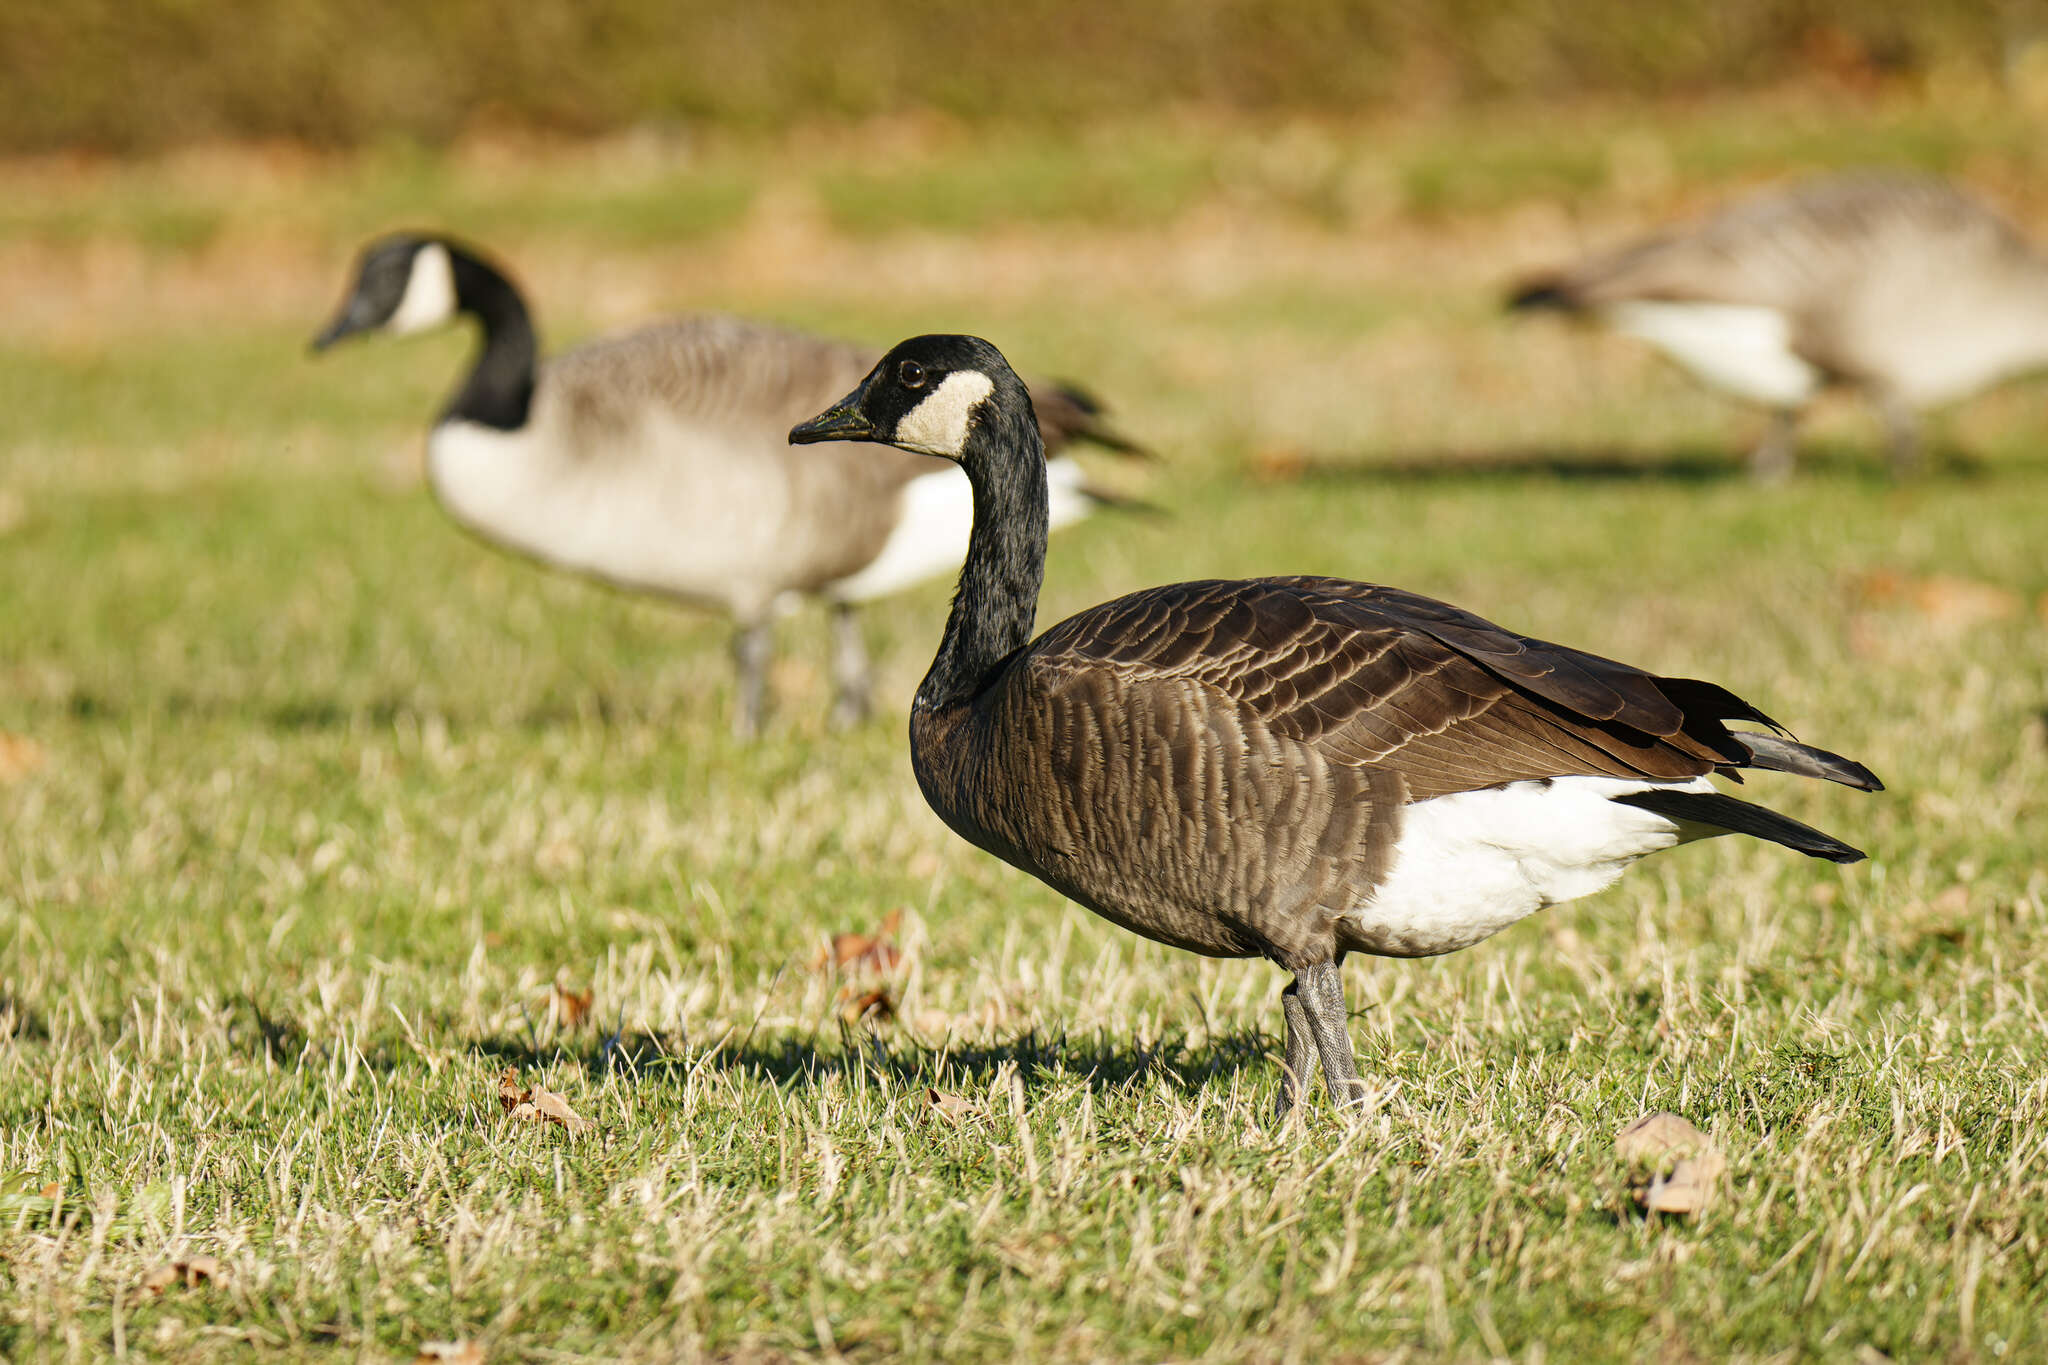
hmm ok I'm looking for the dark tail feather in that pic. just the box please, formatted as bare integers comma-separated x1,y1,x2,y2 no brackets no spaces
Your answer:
1734,732,1884,792
1614,789,1866,864
1506,275,1576,312
1040,382,1152,459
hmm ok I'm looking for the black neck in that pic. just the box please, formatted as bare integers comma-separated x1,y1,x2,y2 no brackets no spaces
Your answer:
441,248,537,431
915,394,1050,713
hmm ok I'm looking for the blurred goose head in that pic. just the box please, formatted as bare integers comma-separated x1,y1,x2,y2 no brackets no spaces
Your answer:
312,233,469,350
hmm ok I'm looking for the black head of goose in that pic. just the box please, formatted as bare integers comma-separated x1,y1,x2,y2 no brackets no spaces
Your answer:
312,234,1146,738
792,334,1883,1121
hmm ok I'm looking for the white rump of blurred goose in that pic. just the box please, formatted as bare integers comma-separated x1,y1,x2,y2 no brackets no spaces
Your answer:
313,233,1144,736
1510,172,2048,477
792,334,1882,1120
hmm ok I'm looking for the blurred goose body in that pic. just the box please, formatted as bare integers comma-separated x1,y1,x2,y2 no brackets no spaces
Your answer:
792,334,1882,1120
314,234,1138,735
1510,173,2048,476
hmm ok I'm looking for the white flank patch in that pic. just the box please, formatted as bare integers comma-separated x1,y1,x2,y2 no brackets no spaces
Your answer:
893,371,995,457
1345,776,1718,958
1606,300,1821,407
389,242,457,335
828,456,1096,603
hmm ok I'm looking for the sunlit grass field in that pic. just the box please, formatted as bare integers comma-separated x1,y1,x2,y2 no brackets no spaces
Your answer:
4,98,2047,1361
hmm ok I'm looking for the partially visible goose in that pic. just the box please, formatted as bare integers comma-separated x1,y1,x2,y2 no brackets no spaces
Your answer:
792,334,1882,1120
312,233,1142,736
1510,173,2048,477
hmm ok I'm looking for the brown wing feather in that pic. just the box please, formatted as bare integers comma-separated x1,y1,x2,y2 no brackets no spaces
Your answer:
1024,576,1759,800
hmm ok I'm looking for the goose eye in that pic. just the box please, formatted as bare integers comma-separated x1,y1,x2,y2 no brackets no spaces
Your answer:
897,360,927,389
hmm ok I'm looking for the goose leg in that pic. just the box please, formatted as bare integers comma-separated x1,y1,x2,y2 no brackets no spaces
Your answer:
1275,979,1314,1120
1296,959,1367,1114
828,602,873,730
1748,408,1800,482
1875,389,1920,477
731,618,773,740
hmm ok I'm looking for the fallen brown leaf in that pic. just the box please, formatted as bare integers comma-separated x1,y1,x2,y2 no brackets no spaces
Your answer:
528,1083,595,1136
819,908,905,974
1615,1112,1725,1216
496,1068,527,1115
0,733,46,783
139,1256,223,1295
547,982,594,1029
1614,1111,1711,1164
416,1342,486,1365
1250,445,1307,483
38,1182,59,1200
926,1088,982,1126
1854,569,2020,631
841,986,896,1025
1640,1155,1725,1214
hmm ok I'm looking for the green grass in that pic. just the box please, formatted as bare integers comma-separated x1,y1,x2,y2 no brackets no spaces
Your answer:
4,113,2048,1361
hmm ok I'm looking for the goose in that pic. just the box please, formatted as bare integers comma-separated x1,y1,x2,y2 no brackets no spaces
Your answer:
1509,172,2048,478
791,334,1882,1119
311,233,1143,736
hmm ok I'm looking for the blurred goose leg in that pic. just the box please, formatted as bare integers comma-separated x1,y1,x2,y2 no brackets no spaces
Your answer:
732,618,773,740
829,603,873,730
1877,389,1921,477
1749,408,1800,482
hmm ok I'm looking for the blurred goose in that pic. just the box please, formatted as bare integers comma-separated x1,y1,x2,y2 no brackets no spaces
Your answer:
313,232,1142,736
792,334,1881,1120
1510,173,2048,477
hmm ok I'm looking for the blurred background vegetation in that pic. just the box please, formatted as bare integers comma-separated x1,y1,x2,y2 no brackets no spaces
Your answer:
6,0,2048,152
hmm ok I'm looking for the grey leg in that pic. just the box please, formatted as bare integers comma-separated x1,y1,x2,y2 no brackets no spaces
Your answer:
1875,390,1920,477
731,618,773,740
1275,980,1314,1120
828,603,872,730
1748,408,1799,482
1296,959,1367,1114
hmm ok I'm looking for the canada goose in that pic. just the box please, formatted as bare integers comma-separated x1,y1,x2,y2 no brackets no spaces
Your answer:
1510,173,2048,477
791,334,1882,1119
312,233,1142,736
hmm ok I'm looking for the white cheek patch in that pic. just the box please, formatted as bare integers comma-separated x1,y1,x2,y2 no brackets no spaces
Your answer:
388,242,457,335
894,371,994,457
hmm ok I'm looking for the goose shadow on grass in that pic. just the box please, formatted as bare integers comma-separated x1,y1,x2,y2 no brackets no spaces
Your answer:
470,1019,1281,1100
1273,441,1990,486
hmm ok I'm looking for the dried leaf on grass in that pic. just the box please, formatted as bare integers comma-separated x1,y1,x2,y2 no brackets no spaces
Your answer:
1615,1112,1726,1216
416,1342,486,1365
839,986,896,1025
139,1257,223,1294
494,1069,595,1136
0,733,46,783
1249,446,1308,483
1854,569,2021,631
926,1088,983,1126
816,907,904,974
546,982,594,1029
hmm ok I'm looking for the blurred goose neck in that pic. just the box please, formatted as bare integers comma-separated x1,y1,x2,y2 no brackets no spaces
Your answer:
915,397,1049,714
443,249,537,431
